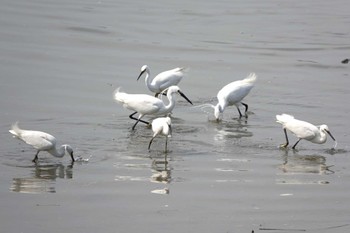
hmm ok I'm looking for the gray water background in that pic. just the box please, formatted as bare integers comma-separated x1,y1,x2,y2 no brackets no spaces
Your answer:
0,0,350,232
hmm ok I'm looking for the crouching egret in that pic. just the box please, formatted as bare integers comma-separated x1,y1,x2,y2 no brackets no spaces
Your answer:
9,122,75,163
276,114,337,149
149,116,172,151
213,73,257,121
137,65,186,96
114,85,192,130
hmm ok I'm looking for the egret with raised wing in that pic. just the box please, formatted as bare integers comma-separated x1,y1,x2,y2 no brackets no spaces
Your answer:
276,114,337,149
137,65,186,96
213,73,257,121
114,86,192,130
9,122,75,163
149,115,172,151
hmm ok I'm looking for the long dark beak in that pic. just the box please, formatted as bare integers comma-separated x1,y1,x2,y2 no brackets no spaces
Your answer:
325,130,336,141
178,90,193,105
137,70,146,81
70,152,75,162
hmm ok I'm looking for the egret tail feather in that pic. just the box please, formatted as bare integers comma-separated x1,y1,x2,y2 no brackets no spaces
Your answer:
244,73,257,83
9,122,21,137
276,114,295,124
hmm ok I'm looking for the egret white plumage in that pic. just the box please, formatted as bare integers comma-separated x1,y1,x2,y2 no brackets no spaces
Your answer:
213,73,257,121
149,116,172,151
137,65,186,96
114,85,192,130
9,122,75,163
276,114,337,149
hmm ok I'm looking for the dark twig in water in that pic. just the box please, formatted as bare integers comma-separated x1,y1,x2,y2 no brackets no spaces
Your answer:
341,58,349,64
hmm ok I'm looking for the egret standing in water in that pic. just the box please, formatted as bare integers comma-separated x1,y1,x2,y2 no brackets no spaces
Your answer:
9,122,75,163
213,73,257,121
114,85,192,130
149,115,172,151
276,114,337,149
137,65,186,96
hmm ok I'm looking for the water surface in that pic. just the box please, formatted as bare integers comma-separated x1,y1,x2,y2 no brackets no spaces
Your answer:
1,0,350,232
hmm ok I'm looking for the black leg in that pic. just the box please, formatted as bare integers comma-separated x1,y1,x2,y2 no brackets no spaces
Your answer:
131,118,141,130
168,124,172,136
148,137,155,150
280,128,289,148
236,106,243,118
129,112,149,125
241,102,248,117
32,151,39,163
292,139,302,149
165,136,168,152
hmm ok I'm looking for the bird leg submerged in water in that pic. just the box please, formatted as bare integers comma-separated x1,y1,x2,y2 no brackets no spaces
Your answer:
280,128,289,148
129,112,150,130
236,102,249,118
32,150,40,163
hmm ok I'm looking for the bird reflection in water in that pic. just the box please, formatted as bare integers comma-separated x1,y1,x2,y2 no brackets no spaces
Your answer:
10,162,74,194
277,151,334,185
150,153,171,195
214,119,253,142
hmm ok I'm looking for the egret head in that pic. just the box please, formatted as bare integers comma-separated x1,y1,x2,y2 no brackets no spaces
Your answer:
214,104,223,121
137,65,149,81
167,86,193,105
64,145,75,162
320,125,336,141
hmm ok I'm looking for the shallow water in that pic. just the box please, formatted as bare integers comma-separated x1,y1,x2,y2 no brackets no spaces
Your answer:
1,0,350,232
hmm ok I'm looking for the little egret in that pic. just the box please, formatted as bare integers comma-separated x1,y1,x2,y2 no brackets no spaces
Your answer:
214,73,257,121
9,122,75,163
137,65,186,96
148,116,172,151
114,86,192,130
276,114,337,149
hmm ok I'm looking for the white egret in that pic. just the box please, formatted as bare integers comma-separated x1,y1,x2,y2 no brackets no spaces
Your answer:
9,122,75,163
214,73,257,120
114,85,192,130
137,65,186,96
149,116,172,151
276,114,337,149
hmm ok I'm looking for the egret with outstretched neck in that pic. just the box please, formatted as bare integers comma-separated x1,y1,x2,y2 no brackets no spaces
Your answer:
9,122,75,163
276,114,337,149
137,65,186,96
114,85,192,130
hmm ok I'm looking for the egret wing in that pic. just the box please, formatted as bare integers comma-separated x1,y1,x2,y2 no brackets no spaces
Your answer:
219,81,254,104
122,94,163,115
286,120,317,140
20,130,55,150
153,68,184,91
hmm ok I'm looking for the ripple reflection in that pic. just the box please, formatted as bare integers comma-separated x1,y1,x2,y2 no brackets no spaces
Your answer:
10,163,74,194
